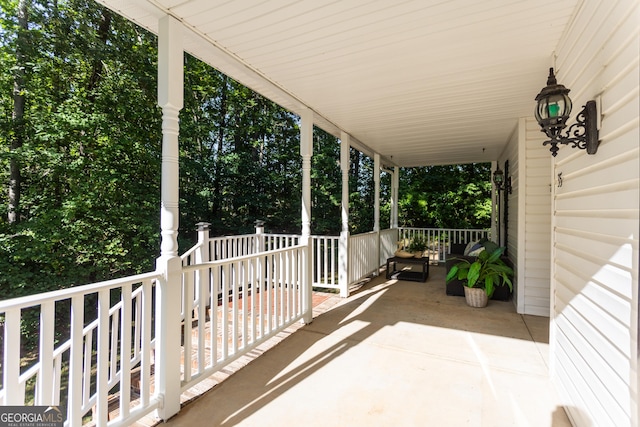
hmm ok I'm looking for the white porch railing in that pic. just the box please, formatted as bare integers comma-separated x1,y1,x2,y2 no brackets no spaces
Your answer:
0,272,160,427
379,228,398,265
398,227,491,263
311,235,339,290
182,231,339,291
348,231,380,285
0,224,488,427
179,244,307,392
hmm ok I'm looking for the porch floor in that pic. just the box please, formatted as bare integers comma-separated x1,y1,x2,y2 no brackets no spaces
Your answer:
160,265,572,426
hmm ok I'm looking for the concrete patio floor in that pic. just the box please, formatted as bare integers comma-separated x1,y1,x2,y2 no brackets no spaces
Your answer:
162,265,573,427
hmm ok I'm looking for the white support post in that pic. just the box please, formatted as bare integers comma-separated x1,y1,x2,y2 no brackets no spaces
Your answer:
255,219,265,253
155,15,184,421
491,160,498,244
373,153,381,274
300,108,313,323
195,222,211,305
392,166,399,229
374,154,380,232
196,222,211,263
339,132,350,297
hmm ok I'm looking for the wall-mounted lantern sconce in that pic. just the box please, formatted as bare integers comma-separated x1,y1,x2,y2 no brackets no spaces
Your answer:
534,68,599,157
493,165,512,194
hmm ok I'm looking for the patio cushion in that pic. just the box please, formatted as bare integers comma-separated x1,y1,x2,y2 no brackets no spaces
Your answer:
463,241,484,256
450,243,467,255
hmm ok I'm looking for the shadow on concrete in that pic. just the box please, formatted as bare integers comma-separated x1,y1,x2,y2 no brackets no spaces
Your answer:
164,265,565,426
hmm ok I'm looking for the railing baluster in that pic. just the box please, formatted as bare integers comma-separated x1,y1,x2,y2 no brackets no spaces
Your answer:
140,280,152,406
197,266,207,372
3,308,21,405
267,254,272,333
278,251,284,326
82,326,93,412
294,248,299,316
133,291,142,363
183,272,193,382
292,249,298,316
52,354,62,405
320,238,326,287
289,250,294,321
68,295,84,426
258,256,264,339
211,267,219,365
95,289,110,425
109,307,119,386
222,264,229,359
231,261,239,354
242,260,249,349
249,258,256,344
36,302,55,405
120,285,132,420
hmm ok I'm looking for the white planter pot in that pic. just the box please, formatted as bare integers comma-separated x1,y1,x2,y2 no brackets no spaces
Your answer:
464,286,488,308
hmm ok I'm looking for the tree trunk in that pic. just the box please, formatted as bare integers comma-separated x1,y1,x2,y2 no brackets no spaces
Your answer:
212,74,227,220
8,0,28,224
87,9,111,97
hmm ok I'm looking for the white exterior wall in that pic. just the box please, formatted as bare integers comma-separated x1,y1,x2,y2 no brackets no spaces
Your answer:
498,127,519,306
500,117,551,317
518,118,552,316
550,1,640,426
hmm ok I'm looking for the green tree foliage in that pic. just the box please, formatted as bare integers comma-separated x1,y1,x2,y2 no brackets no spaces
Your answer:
0,0,492,309
310,128,340,235
0,0,161,301
399,163,492,229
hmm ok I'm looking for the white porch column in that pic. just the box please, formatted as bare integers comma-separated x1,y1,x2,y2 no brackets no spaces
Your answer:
373,153,380,232
491,160,499,244
339,132,350,297
300,108,313,323
373,153,381,275
392,166,399,229
155,15,183,421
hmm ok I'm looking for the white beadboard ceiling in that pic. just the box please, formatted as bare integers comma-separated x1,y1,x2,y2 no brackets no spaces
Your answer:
97,0,581,167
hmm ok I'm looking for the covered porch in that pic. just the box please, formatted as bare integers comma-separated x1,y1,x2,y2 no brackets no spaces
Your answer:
152,265,571,427
1,1,638,426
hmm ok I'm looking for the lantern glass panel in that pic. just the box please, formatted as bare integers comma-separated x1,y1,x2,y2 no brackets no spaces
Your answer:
536,93,572,123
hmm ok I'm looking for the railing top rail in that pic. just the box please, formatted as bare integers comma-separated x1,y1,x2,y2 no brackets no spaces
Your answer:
0,271,161,311
208,233,255,240
181,242,203,260
351,230,378,237
181,243,306,273
399,227,490,232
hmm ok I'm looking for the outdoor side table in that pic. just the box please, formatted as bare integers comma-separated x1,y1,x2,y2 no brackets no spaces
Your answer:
386,256,429,282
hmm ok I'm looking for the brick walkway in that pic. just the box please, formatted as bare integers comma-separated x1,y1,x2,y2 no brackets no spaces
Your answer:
131,290,343,427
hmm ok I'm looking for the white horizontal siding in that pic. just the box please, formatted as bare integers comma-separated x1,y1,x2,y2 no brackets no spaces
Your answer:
500,123,518,308
516,117,551,316
551,1,640,426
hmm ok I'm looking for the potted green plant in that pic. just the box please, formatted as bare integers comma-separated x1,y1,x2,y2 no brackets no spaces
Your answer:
445,245,513,307
407,235,429,258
